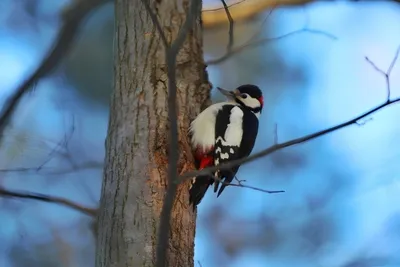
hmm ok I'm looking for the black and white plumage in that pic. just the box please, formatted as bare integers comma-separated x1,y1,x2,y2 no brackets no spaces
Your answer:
188,84,263,209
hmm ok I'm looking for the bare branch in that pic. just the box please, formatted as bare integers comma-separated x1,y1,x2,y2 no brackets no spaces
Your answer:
209,169,284,195
0,160,102,175
355,117,373,126
169,1,202,54
182,98,400,178
221,0,234,53
246,5,276,43
229,182,284,194
0,115,102,176
231,175,284,194
37,115,75,171
0,0,107,148
365,44,400,102
141,0,169,47
234,175,245,184
203,0,247,12
158,0,202,264
206,28,337,65
201,0,318,28
140,0,202,266
387,45,400,75
204,1,335,65
0,116,97,217
0,187,97,217
182,47,400,181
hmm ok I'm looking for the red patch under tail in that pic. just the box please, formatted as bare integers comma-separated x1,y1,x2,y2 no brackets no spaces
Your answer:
189,149,215,209
199,155,213,169
194,146,214,170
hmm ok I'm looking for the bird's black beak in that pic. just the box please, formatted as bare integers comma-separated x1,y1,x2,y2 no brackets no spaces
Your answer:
217,87,238,99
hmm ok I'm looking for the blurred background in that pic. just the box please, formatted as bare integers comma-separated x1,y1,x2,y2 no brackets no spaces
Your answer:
1,0,400,266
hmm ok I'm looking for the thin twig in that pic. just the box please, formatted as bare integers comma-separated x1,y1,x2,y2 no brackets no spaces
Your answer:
211,0,277,64
387,45,400,75
234,175,245,184
229,183,284,194
365,45,400,102
0,0,107,148
36,116,75,171
0,160,102,175
203,0,247,12
141,0,169,47
231,175,283,194
141,0,202,266
206,28,337,65
247,5,276,43
169,1,202,54
0,188,97,217
221,0,234,53
182,49,400,180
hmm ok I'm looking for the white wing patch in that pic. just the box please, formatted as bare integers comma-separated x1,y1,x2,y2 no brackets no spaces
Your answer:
189,102,236,151
220,152,230,159
214,106,244,165
223,106,244,146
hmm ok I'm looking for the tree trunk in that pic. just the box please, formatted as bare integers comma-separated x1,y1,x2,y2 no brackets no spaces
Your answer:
95,1,210,267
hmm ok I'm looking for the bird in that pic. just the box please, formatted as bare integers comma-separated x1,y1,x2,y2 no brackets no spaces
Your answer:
188,84,263,209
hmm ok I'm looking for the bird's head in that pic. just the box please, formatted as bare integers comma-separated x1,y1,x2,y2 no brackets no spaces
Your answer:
217,84,264,114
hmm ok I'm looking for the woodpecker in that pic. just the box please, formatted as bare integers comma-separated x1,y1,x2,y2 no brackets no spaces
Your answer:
188,84,263,209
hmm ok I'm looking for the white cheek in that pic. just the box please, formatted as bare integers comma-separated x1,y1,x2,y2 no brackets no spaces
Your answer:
241,97,260,109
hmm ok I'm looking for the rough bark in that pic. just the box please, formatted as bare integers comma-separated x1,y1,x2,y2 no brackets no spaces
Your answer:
95,0,211,267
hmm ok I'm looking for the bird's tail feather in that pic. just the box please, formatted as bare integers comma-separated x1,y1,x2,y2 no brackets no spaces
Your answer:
213,174,220,193
215,169,236,197
189,175,213,210
217,178,231,197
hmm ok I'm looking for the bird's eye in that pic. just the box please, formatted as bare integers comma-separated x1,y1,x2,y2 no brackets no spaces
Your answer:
241,94,248,99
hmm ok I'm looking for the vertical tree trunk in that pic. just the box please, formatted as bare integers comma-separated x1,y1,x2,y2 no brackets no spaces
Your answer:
95,1,210,267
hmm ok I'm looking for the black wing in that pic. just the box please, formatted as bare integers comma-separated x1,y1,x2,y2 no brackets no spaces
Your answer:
213,105,259,196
